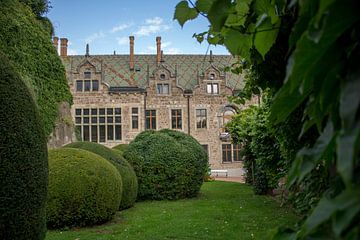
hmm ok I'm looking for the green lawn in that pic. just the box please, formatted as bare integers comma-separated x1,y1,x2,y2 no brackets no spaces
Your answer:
46,181,298,240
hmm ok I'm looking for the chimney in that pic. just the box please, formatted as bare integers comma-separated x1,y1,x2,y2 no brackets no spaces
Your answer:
209,50,213,63
156,36,161,65
85,44,90,57
53,37,59,54
129,36,134,70
60,38,68,57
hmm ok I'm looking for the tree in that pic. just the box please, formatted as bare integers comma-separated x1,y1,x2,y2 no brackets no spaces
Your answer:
174,0,360,238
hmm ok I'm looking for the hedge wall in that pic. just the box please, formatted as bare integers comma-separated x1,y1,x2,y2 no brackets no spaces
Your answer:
0,0,72,136
47,148,122,228
65,142,138,209
0,52,48,240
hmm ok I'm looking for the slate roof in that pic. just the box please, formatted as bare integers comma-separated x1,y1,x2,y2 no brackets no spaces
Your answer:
62,54,244,91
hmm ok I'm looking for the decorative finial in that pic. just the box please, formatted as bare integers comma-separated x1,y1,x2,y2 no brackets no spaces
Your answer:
160,50,164,63
85,44,90,57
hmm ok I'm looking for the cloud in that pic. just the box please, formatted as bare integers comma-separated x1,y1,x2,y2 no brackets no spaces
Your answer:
145,16,163,25
111,23,133,33
134,17,171,37
68,48,79,55
116,37,128,46
85,31,105,44
165,48,182,54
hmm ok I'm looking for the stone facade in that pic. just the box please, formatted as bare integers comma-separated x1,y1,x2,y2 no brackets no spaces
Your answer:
58,36,257,171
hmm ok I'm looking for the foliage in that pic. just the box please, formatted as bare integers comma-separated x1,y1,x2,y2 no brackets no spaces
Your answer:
0,0,72,137
46,182,299,240
47,148,122,229
0,52,48,240
65,142,138,210
112,144,129,156
175,0,360,238
123,129,208,200
19,0,50,16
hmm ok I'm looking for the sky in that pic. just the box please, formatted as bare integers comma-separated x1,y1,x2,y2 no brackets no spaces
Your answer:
46,0,229,56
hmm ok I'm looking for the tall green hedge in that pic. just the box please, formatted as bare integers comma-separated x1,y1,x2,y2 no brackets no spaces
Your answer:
0,0,72,136
47,148,122,229
0,52,48,240
65,142,138,209
123,130,208,200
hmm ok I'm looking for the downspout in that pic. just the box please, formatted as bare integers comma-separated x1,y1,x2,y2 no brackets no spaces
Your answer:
187,95,190,135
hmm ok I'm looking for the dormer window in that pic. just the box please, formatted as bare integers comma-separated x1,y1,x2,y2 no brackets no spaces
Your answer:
209,73,215,80
160,73,166,80
157,83,169,95
76,80,99,92
84,71,91,79
207,83,219,94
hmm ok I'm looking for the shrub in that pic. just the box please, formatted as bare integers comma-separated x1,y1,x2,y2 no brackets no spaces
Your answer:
113,144,129,155
0,52,48,240
123,129,208,200
47,148,122,229
65,142,138,209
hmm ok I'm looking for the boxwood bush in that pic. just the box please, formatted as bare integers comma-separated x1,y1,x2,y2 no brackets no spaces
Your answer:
123,129,208,200
113,144,129,154
0,52,48,240
65,142,138,209
47,148,122,229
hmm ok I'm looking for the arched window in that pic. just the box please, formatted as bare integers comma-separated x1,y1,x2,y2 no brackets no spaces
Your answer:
223,106,236,125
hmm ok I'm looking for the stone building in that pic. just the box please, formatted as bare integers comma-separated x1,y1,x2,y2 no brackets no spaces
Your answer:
56,36,254,173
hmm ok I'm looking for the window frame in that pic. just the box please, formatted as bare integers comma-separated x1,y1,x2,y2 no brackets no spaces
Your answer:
156,83,170,95
145,109,156,130
131,107,139,129
171,109,182,129
196,109,207,129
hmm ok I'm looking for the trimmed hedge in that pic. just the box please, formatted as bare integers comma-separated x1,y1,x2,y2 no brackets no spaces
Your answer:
65,142,138,209
0,0,72,136
47,148,122,228
112,144,129,156
0,52,48,240
123,129,208,200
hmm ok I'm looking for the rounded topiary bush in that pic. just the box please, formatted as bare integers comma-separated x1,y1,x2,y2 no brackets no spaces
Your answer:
113,144,129,155
65,142,138,209
0,52,48,240
123,129,208,200
47,148,122,229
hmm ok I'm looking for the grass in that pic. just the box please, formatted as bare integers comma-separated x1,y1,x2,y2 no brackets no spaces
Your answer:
46,181,299,240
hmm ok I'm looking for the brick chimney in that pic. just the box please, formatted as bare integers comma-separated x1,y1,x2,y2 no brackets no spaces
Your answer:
129,36,134,70
156,36,161,65
53,36,59,54
60,38,68,57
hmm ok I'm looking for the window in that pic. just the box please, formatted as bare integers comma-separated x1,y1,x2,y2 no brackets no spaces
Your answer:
75,80,99,92
76,80,83,92
160,73,166,80
196,109,207,129
75,107,121,143
132,107,139,129
221,144,243,163
92,80,99,91
209,73,215,80
145,110,156,129
207,83,219,94
84,71,91,79
233,144,242,162
171,109,182,129
222,144,232,163
202,144,209,160
156,83,169,94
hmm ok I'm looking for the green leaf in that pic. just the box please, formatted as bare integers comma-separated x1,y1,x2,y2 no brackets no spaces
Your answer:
336,124,360,187
254,18,280,58
208,0,232,32
333,201,360,237
174,1,199,27
223,29,252,59
195,0,216,13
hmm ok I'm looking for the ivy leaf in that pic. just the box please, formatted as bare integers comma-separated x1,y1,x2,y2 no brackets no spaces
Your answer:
195,0,216,13
254,18,280,58
223,29,252,59
174,1,199,27
235,0,252,15
208,0,232,32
